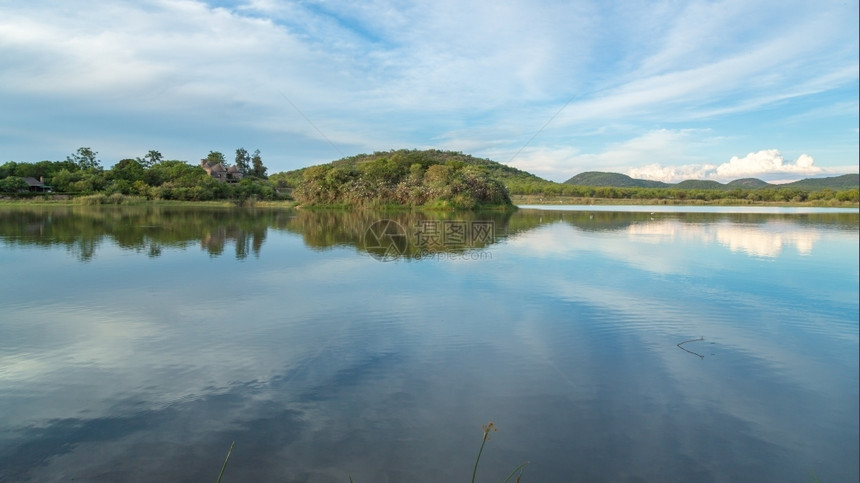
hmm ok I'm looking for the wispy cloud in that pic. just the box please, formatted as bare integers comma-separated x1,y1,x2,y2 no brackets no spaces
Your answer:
0,0,856,179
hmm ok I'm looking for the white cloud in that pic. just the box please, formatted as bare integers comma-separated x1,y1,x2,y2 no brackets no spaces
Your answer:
518,129,715,182
0,0,856,173
626,150,827,183
716,150,820,178
626,163,716,183
502,146,584,181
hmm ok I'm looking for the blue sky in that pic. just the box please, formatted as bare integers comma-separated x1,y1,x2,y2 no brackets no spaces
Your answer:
0,0,857,182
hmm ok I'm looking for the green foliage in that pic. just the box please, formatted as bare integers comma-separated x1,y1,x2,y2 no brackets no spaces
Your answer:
49,169,80,192
66,147,101,171
0,176,28,193
109,158,146,183
145,160,206,187
781,174,859,190
565,171,669,188
292,151,513,209
276,149,858,207
1,160,78,182
1,148,855,206
251,149,266,178
139,150,163,169
205,151,227,165
836,189,859,202
79,172,107,193
674,179,725,190
563,171,858,193
235,148,250,174
726,177,769,189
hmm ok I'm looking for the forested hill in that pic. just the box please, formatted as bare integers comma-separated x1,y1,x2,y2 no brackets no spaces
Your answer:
779,174,859,190
564,171,859,190
279,149,548,187
279,149,519,209
564,172,670,188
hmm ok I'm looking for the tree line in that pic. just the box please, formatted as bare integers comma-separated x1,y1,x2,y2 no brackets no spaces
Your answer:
0,147,287,201
2,147,856,205
504,180,859,203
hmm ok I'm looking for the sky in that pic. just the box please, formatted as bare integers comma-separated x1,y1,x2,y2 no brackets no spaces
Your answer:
0,0,857,183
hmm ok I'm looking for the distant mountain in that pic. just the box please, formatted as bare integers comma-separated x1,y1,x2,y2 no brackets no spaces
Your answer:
726,178,770,189
779,174,859,190
674,179,725,190
564,171,858,190
563,171,669,188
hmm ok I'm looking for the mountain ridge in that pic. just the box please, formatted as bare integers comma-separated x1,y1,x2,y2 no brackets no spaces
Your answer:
276,150,858,192
564,171,859,190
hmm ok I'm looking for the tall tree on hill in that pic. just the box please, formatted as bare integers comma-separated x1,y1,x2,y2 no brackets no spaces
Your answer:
139,150,163,169
235,148,250,174
67,147,100,171
205,151,226,165
251,149,266,178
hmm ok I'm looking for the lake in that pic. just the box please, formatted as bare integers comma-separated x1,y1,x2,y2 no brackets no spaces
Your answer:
0,204,857,482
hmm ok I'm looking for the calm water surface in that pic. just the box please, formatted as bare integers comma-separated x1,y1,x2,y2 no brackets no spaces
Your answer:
0,205,857,482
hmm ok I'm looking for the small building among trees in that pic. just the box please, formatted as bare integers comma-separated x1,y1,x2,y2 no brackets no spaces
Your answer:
200,160,243,183
23,177,51,192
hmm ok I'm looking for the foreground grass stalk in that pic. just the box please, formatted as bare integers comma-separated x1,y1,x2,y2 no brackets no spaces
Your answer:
472,422,497,483
216,441,235,483
501,461,530,483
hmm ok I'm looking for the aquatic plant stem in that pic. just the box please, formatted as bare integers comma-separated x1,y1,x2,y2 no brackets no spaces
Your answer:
471,431,489,483
502,461,530,483
472,422,496,483
216,441,235,483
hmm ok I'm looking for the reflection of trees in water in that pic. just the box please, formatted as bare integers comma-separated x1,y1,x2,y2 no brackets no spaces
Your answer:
0,206,283,262
281,209,519,257
199,225,267,259
67,236,99,262
0,206,855,262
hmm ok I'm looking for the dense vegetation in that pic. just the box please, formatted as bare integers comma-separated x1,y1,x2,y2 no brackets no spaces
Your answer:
513,182,858,203
287,150,513,209
2,147,857,206
0,147,285,202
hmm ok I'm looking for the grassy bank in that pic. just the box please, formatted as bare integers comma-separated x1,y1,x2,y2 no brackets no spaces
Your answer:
3,193,857,209
0,194,300,209
511,194,860,208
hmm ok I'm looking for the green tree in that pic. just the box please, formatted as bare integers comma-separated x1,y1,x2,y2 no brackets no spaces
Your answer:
67,147,101,171
50,169,80,192
109,158,145,183
234,148,250,174
251,149,266,178
0,161,18,179
0,176,28,193
205,151,226,165
140,150,163,169
73,171,107,193
145,160,205,187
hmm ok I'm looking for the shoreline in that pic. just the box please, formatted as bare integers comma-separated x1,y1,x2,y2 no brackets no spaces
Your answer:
1,195,857,210
510,194,859,209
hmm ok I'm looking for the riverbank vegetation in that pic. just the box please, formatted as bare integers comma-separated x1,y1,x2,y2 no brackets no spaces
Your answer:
2,148,857,208
509,182,858,204
0,147,286,202
276,149,859,206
